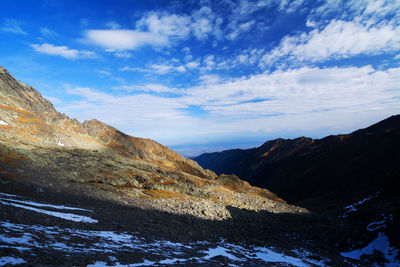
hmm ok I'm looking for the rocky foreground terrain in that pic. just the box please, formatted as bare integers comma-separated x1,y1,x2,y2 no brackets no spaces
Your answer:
0,65,399,266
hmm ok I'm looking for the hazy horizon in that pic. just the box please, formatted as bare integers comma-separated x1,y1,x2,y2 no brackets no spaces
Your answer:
171,114,397,157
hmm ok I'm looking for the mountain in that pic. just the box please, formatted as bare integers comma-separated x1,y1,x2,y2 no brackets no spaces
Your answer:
194,115,400,211
0,65,299,219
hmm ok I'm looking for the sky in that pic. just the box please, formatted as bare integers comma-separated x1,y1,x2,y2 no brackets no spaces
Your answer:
1,0,400,156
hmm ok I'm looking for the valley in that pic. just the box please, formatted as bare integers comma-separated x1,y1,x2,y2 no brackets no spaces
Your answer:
0,66,399,266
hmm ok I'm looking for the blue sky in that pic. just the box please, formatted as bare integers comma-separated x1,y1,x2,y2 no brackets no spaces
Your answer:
1,0,400,156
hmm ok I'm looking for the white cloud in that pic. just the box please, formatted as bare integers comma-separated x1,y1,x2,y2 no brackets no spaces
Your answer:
135,7,224,43
192,17,213,40
62,87,191,142
147,63,189,75
237,54,249,64
83,3,272,52
1,19,27,35
61,65,400,145
186,61,200,69
176,65,186,73
84,30,168,50
31,43,96,59
114,51,132,58
203,55,215,68
199,74,220,85
185,66,400,115
191,7,214,40
305,19,316,28
119,63,186,75
133,8,220,45
105,21,121,29
213,17,224,40
40,27,57,37
239,20,255,31
119,66,136,72
261,20,400,66
230,0,267,18
136,12,191,39
96,70,111,76
279,0,305,13
225,1,270,40
150,64,174,75
95,70,125,83
309,0,400,27
114,84,180,94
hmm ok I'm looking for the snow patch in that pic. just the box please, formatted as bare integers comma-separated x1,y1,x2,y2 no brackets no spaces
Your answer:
0,232,32,245
0,245,31,252
367,220,387,232
0,200,97,223
0,256,26,265
252,247,311,267
203,246,243,261
343,192,379,217
0,193,91,211
129,259,156,266
57,138,65,147
86,261,108,267
0,120,8,125
0,192,20,198
341,232,399,265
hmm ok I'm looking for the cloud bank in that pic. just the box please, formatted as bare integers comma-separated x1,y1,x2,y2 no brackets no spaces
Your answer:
61,65,400,144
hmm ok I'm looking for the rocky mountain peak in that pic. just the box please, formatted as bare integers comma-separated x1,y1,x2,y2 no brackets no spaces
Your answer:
0,66,57,118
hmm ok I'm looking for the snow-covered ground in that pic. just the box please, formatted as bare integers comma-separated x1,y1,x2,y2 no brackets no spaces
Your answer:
341,214,399,266
341,232,399,266
0,193,97,223
0,193,91,211
1,191,398,266
0,221,326,266
0,192,328,266
342,193,379,217
0,120,8,125
0,256,26,266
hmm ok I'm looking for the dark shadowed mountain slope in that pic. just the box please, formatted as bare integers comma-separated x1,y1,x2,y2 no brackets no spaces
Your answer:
194,115,400,211
194,137,314,181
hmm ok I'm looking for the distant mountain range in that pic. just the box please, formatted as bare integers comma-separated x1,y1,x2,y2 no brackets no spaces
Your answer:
194,115,400,211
